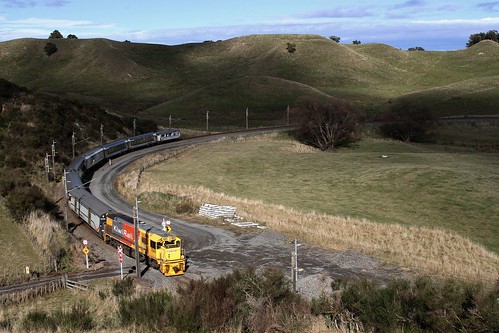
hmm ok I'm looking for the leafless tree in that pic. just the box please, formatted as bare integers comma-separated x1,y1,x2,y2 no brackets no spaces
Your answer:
380,102,434,142
295,97,364,150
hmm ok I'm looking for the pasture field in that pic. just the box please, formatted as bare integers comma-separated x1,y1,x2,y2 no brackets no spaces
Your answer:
0,36,497,126
141,135,498,253
134,134,499,281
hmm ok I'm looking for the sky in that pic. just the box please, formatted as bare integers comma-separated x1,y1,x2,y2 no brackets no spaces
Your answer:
0,0,498,50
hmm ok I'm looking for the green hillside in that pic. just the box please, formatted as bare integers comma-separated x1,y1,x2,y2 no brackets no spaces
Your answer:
0,35,498,126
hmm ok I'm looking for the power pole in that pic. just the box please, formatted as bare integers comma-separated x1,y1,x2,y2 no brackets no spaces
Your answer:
291,239,301,293
44,153,51,182
51,140,57,180
63,169,69,227
133,118,136,136
100,124,104,145
134,197,141,278
169,114,172,128
206,110,209,132
71,132,75,159
246,108,249,129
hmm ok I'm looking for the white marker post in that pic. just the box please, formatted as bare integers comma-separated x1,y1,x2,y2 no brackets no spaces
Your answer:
118,246,123,279
83,239,89,269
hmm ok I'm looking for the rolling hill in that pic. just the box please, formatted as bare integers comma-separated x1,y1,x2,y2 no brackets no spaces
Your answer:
0,34,498,127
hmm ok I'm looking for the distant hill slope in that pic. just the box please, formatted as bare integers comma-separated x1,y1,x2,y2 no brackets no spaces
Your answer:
0,35,498,126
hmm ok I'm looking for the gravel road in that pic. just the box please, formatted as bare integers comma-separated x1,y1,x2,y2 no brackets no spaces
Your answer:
75,131,407,298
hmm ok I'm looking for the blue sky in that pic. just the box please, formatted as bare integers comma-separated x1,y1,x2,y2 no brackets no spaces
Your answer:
0,0,498,50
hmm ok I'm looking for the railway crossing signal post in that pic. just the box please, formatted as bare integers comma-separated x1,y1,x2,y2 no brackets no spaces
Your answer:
118,246,123,279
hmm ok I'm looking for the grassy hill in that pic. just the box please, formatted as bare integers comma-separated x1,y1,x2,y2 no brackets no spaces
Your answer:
0,35,498,127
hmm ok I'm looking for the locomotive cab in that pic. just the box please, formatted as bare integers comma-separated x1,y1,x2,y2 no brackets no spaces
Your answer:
149,234,185,276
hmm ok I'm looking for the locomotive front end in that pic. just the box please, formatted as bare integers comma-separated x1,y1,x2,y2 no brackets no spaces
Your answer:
157,235,186,276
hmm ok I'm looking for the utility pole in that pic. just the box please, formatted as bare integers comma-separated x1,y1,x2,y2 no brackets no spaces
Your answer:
133,118,136,136
72,135,90,159
63,169,69,222
71,132,75,159
100,124,104,145
44,153,51,182
246,108,249,129
169,115,172,128
51,140,57,180
206,110,209,132
291,239,301,293
134,197,141,278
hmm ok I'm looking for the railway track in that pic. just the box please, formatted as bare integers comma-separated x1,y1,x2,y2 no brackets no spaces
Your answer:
2,126,405,296
0,268,123,296
0,127,297,295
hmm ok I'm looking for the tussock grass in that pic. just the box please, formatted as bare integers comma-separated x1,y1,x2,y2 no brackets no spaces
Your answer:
116,135,499,284
24,211,70,263
138,183,499,284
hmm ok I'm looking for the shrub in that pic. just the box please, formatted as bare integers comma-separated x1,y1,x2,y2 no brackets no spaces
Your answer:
44,42,58,56
119,291,174,331
5,184,55,221
22,304,93,332
340,277,499,332
112,277,135,298
21,311,56,332
380,102,434,142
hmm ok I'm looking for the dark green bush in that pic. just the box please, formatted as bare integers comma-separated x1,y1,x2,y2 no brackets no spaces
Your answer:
112,277,134,298
21,311,56,332
5,184,55,221
44,42,58,56
340,277,499,332
119,291,174,332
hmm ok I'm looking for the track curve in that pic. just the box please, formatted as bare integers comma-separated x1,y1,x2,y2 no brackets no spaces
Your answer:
89,128,405,283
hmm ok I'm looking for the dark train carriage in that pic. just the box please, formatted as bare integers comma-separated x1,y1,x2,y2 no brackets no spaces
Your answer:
103,138,129,159
128,133,156,150
83,146,106,171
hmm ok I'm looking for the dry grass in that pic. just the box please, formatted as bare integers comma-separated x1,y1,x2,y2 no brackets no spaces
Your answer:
22,211,71,267
137,183,499,284
115,137,499,284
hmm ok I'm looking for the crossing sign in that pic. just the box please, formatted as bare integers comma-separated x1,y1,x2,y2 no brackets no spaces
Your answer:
118,246,123,263
162,219,171,232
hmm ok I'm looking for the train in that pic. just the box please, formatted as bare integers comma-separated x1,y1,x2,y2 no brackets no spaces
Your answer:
65,128,186,277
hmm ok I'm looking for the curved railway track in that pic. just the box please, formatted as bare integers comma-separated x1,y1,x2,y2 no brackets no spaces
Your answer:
2,127,405,296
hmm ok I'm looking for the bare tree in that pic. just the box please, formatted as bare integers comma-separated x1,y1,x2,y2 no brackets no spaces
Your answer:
295,97,364,150
380,102,434,142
